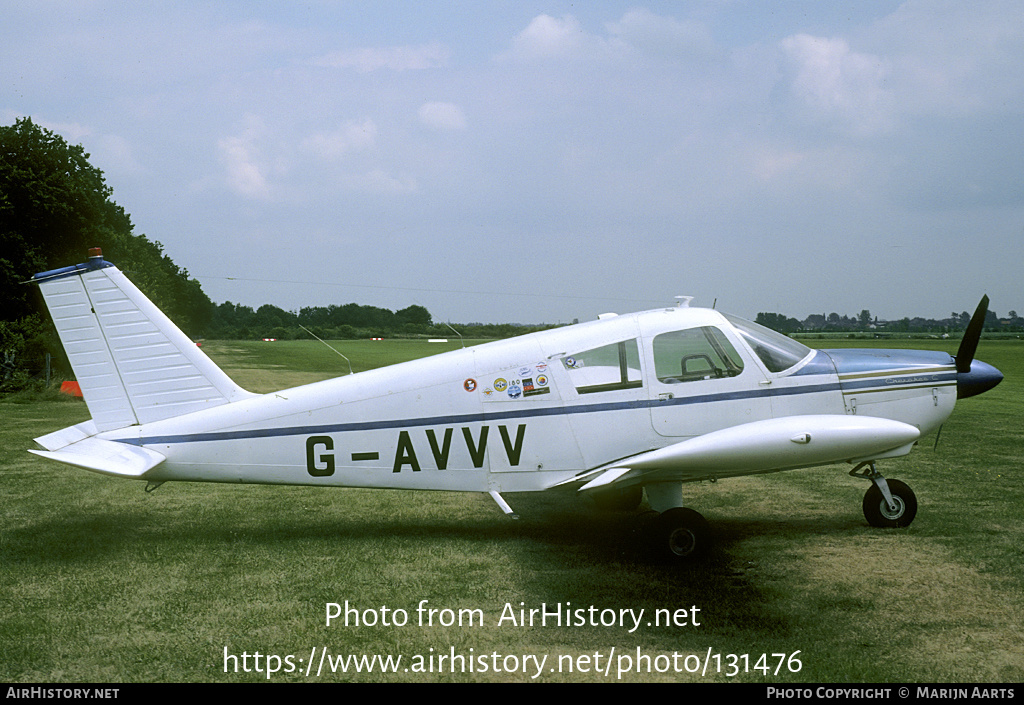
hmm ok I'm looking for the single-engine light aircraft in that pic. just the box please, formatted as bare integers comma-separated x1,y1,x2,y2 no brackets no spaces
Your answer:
29,250,1003,562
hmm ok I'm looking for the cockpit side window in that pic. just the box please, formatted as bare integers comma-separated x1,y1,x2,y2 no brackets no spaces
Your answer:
562,339,643,394
723,313,812,373
652,327,744,384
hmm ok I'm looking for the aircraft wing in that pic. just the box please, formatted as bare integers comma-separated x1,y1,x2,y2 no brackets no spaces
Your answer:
567,415,921,491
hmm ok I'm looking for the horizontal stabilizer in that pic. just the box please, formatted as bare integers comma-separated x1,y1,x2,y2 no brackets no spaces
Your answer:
33,420,99,451
577,415,921,489
30,438,165,478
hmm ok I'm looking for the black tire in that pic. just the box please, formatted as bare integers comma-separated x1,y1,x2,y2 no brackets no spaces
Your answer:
863,479,917,528
653,507,710,563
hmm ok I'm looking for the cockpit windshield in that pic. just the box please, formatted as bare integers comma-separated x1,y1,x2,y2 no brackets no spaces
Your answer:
722,313,812,373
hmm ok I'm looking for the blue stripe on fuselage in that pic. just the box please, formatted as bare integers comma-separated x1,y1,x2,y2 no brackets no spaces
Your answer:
120,348,954,447
124,382,840,446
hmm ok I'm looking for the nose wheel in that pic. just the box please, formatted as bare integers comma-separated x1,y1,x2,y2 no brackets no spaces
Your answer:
863,479,917,527
851,462,918,528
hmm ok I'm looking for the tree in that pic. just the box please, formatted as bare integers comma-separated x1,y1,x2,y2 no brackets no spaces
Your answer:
755,312,801,334
984,309,999,330
1,117,212,329
802,314,826,330
1,118,213,389
396,304,432,327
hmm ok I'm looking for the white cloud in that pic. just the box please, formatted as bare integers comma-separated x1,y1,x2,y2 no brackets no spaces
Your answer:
510,14,596,60
781,34,894,135
217,116,271,200
303,120,377,159
25,119,142,175
363,168,418,194
418,102,466,131
312,43,449,72
506,10,719,65
336,168,417,195
215,116,417,202
605,8,716,60
748,146,807,183
867,1,1024,118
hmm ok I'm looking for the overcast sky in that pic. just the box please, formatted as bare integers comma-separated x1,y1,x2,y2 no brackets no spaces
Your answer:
4,1,1022,324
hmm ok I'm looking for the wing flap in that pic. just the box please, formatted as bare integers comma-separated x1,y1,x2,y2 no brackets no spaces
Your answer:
578,467,633,492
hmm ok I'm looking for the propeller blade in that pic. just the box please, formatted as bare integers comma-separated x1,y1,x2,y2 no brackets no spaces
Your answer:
955,295,989,374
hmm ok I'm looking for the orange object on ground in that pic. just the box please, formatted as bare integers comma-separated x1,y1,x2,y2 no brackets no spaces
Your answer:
60,381,83,398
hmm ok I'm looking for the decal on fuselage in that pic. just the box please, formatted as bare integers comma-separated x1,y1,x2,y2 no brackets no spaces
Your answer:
305,424,527,476
483,362,555,402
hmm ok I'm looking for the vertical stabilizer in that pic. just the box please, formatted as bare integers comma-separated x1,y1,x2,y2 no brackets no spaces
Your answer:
32,250,253,432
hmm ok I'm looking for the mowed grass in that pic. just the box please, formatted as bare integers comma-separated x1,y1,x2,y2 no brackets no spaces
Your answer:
1,337,1021,682
200,338,481,392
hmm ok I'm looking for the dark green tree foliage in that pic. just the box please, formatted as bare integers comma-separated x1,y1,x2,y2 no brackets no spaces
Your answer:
1,117,213,389
396,305,432,327
209,301,440,340
755,312,801,334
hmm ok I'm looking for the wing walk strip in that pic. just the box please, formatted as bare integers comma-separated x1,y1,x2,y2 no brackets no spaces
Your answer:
120,371,955,447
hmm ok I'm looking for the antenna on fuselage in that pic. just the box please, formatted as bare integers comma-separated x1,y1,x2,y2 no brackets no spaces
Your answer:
443,321,465,349
299,325,353,375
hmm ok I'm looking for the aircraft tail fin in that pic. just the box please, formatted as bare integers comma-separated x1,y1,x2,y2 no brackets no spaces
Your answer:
32,249,254,432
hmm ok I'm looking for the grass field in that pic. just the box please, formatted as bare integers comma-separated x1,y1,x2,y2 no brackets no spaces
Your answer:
1,337,1021,683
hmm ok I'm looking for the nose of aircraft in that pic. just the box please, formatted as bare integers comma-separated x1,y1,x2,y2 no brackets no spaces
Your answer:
957,359,1003,399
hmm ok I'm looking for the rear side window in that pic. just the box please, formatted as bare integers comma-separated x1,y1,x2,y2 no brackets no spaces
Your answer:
562,339,643,394
653,327,744,383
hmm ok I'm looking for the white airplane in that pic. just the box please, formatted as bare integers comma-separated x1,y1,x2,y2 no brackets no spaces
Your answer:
29,249,1003,562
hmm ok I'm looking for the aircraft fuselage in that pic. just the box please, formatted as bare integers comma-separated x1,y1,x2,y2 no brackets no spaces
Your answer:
87,308,962,493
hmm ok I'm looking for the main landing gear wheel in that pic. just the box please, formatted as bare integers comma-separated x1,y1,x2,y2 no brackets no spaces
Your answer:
863,479,917,528
652,508,710,563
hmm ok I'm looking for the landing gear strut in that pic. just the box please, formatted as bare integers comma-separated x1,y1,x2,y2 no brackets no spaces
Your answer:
850,462,918,528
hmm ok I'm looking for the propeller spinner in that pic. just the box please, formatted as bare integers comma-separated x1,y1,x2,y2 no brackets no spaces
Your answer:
955,295,1003,399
